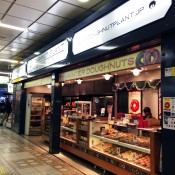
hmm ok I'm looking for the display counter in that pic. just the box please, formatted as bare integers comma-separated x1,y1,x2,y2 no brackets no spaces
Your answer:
60,116,161,175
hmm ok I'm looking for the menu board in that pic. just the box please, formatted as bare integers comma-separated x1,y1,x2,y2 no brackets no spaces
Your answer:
163,97,175,130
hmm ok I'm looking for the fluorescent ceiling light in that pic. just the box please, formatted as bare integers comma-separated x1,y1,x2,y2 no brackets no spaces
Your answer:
10,48,17,52
78,0,89,2
0,58,18,63
34,52,40,55
0,71,11,75
0,21,28,32
20,61,24,64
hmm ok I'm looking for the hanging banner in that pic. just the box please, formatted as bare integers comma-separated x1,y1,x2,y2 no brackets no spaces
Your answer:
73,0,171,55
163,97,175,130
60,46,161,81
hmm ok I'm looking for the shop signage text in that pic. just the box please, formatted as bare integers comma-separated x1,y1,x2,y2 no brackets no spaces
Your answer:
27,39,68,74
60,46,161,81
73,0,171,55
12,63,27,80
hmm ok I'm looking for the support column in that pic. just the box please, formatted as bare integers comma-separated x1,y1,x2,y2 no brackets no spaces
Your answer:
161,31,175,175
49,72,61,154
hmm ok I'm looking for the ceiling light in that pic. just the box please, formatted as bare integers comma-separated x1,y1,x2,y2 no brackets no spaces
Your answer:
103,73,112,80
10,48,17,52
20,61,24,64
61,82,65,86
131,67,142,76
78,0,89,2
0,58,18,63
0,71,11,75
34,52,40,55
75,79,83,84
97,46,117,50
0,21,28,32
158,65,161,68
47,85,51,88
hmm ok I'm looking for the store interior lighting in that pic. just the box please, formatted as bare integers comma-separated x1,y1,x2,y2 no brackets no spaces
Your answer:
0,21,28,32
103,73,112,80
75,79,83,84
47,85,51,88
0,58,18,63
61,82,65,86
131,67,142,76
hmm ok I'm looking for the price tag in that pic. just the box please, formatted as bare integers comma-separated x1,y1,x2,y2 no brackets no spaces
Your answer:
92,139,94,146
132,152,136,161
101,142,104,151
115,131,119,139
116,147,121,155
133,135,138,143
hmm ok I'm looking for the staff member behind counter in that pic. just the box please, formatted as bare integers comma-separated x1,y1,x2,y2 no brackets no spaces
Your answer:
143,107,160,128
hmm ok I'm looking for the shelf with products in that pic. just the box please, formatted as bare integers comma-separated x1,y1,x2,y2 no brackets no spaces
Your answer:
77,119,89,148
61,115,77,143
88,119,161,174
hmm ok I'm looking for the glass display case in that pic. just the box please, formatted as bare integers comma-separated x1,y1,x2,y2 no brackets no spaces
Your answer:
89,119,161,175
75,101,91,117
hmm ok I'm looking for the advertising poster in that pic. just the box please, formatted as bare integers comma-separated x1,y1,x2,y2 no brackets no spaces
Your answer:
163,97,175,130
128,91,141,114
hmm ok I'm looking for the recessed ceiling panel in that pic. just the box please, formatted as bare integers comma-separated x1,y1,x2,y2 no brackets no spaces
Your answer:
13,37,35,46
19,31,46,41
0,1,12,13
29,23,57,35
8,42,29,49
2,15,33,28
48,1,86,19
37,13,71,28
0,40,10,46
16,0,58,11
7,4,43,21
63,0,102,9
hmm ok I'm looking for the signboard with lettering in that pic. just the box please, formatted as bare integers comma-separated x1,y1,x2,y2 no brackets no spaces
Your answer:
12,64,27,80
60,46,161,81
27,39,68,74
73,0,171,55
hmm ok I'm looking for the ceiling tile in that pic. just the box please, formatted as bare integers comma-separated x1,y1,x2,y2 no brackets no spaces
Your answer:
0,13,3,19
0,45,4,50
0,1,11,13
0,31,18,42
2,15,33,28
29,23,57,35
48,1,86,19
16,0,57,11
13,37,35,46
19,31,46,41
0,40,9,46
7,4,43,21
37,13,71,28
8,42,29,49
62,0,102,9
0,27,21,36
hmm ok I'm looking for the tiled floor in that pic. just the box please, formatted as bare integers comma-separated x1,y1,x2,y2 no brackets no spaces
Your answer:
0,127,89,175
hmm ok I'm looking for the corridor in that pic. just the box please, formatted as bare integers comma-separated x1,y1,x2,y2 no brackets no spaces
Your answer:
0,127,86,175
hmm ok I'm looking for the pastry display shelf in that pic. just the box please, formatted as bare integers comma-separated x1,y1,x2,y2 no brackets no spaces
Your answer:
60,136,76,143
61,126,76,133
91,134,150,154
91,147,150,173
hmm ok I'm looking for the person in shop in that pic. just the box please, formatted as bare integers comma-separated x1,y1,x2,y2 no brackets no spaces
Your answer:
143,107,153,120
0,98,12,126
143,107,160,128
